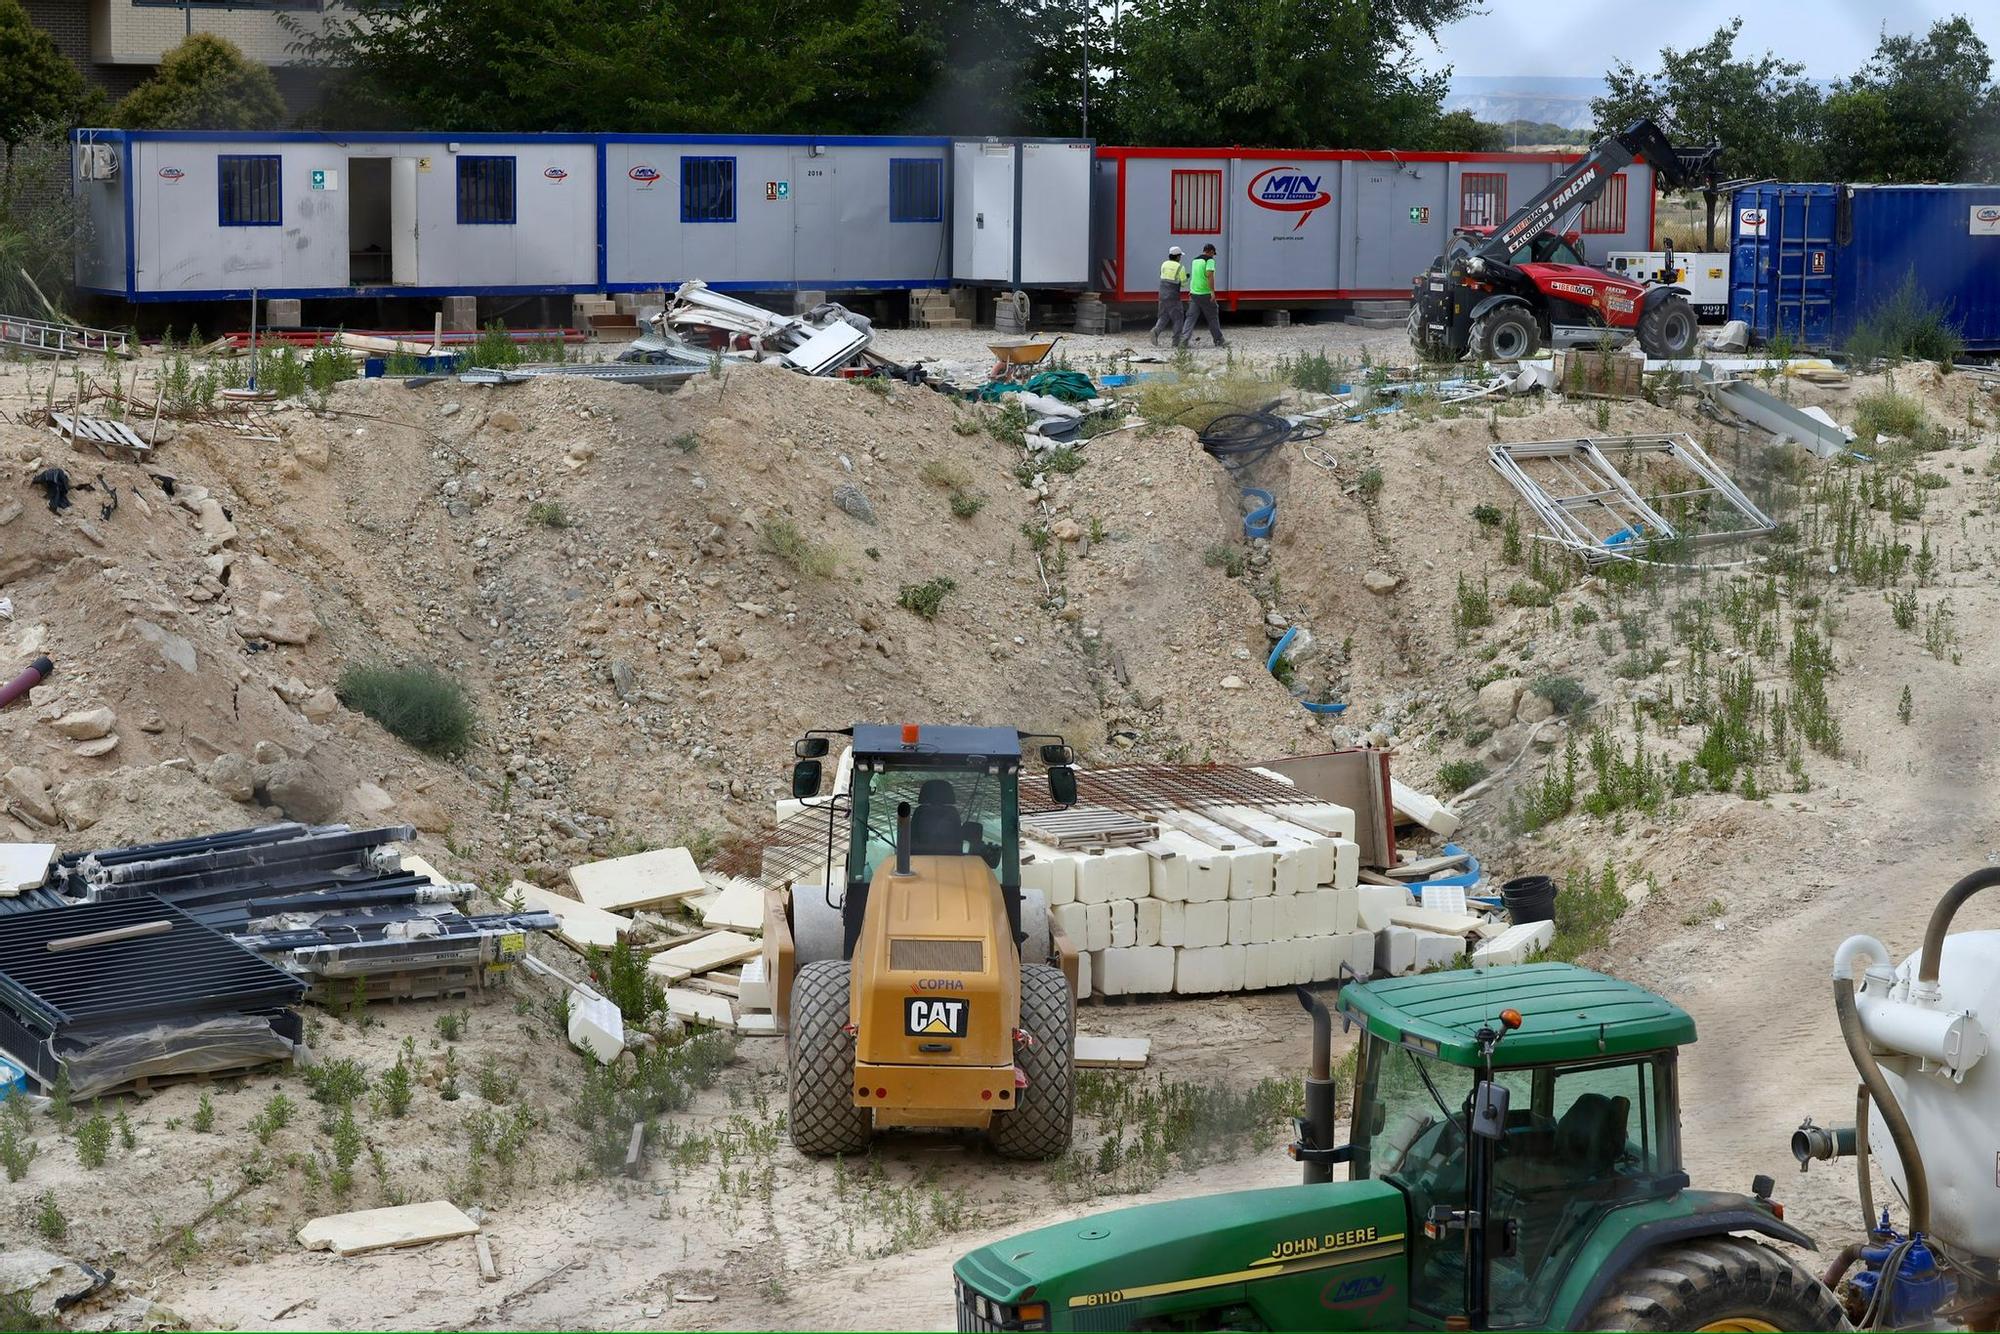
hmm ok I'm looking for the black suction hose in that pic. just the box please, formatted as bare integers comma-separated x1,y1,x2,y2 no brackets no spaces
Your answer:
1834,956,1929,1237
1856,1082,1876,1235
1917,866,2000,987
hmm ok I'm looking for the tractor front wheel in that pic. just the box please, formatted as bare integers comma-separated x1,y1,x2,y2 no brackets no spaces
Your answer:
787,960,872,1156
1469,304,1540,362
1638,294,1699,359
989,965,1074,1160
1585,1236,1851,1332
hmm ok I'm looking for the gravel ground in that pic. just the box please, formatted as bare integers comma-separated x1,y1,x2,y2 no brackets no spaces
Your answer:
868,316,1414,376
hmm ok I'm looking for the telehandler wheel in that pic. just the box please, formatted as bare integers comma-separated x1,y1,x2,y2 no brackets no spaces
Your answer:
989,964,1074,1160
1637,293,1699,359
1469,304,1540,362
1408,302,1442,359
1584,1236,1852,1332
787,960,872,1156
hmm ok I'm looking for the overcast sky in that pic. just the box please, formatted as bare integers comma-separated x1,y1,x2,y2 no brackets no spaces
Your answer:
1425,1,2000,80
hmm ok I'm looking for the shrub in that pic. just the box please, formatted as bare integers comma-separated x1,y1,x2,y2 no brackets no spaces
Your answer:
1470,503,1504,528
1505,579,1552,608
898,576,956,621
0,1121,35,1182
1357,466,1385,497
1455,574,1493,631
249,1093,294,1145
464,320,524,370
948,490,985,518
337,662,476,757
1042,446,1087,475
75,1114,110,1169
527,500,573,528
377,1057,414,1119
192,1092,215,1133
759,517,837,579
32,1192,65,1242
586,938,664,1027
1530,674,1594,716
305,1056,369,1108
1436,759,1489,794
1277,348,1341,394
1844,271,1964,366
1854,389,1932,444
1545,863,1629,961
1203,543,1246,578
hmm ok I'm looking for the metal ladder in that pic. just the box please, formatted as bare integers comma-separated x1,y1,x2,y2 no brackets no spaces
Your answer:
0,315,131,359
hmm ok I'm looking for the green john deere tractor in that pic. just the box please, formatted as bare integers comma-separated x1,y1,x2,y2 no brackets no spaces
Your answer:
954,963,1850,1332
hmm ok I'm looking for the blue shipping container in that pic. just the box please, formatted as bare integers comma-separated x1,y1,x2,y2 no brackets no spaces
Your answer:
1732,182,2000,350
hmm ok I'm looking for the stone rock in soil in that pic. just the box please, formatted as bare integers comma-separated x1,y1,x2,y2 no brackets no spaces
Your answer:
301,687,339,722
73,734,120,759
264,759,340,823
1475,678,1523,729
52,706,117,740
1362,569,1401,595
1051,518,1084,543
1220,675,1248,690
253,740,287,765
489,411,521,432
831,483,876,524
1516,689,1556,724
206,753,257,802
53,778,109,831
609,659,638,702
3,766,56,825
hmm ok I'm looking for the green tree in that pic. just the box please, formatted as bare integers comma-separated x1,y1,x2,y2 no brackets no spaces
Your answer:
1110,0,1477,148
1822,16,1999,182
1425,109,1506,152
293,0,931,134
0,0,102,167
116,33,286,130
1591,19,1823,183
897,1,1100,137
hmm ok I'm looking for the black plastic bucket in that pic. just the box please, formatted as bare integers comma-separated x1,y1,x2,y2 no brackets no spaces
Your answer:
1501,874,1558,925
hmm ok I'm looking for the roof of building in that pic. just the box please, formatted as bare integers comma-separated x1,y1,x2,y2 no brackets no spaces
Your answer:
1338,962,1695,1067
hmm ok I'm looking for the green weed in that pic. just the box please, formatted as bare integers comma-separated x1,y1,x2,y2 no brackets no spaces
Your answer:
337,662,476,757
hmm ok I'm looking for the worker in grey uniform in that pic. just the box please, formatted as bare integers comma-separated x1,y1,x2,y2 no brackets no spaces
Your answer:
1150,246,1188,346
1177,242,1226,348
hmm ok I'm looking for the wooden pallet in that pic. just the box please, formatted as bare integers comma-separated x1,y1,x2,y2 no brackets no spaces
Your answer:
48,411,150,452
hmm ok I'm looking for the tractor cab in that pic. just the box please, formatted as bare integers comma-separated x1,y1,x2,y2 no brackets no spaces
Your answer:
955,964,1821,1331
1339,966,1698,1329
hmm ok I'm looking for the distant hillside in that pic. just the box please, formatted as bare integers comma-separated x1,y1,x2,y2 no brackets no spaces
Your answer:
1445,75,1606,132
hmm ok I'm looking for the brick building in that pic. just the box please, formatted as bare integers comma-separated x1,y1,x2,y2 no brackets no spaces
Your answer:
25,0,337,117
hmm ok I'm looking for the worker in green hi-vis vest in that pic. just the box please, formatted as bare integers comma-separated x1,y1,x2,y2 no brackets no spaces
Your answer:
1176,242,1226,348
1149,245,1188,346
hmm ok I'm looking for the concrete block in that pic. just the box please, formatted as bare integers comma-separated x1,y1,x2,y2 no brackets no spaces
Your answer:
1272,800,1357,841
1084,901,1112,951
1175,944,1246,994
1333,886,1360,935
569,845,705,912
1052,902,1088,953
738,955,772,1012
1311,934,1341,982
1269,843,1311,897
1154,831,1232,901
1227,848,1276,900
567,988,625,1063
1109,897,1136,948
1094,945,1175,996
1376,924,1417,975
647,930,760,983
1341,930,1377,980
1218,806,1337,884
1276,893,1312,941
1296,889,1335,937
1228,899,1254,946
1242,941,1271,991
1077,948,1092,1000
1072,847,1148,904
1147,847,1190,901
1184,899,1230,948
1021,840,1078,907
1331,839,1360,889
265,298,303,329
1355,884,1405,933
793,289,828,313
509,880,629,950
442,295,478,332
1412,929,1466,971
300,1201,479,1256
1250,896,1279,944
1391,779,1460,837
1472,920,1555,968
1135,898,1162,948
1156,899,1185,948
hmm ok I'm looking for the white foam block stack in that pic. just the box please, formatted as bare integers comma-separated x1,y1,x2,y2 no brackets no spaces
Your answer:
1472,920,1554,968
1031,794,1369,995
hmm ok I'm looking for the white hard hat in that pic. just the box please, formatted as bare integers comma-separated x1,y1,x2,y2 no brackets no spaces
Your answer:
1168,246,1183,256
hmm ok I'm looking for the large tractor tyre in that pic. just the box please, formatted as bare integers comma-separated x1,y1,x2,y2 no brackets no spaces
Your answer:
1469,304,1541,362
791,883,846,966
989,964,1075,1160
1407,302,1442,360
787,960,872,1156
1583,1236,1852,1332
1019,887,1051,967
1638,294,1699,359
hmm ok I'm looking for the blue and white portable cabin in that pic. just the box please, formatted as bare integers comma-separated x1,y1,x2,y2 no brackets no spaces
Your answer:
69,129,1041,303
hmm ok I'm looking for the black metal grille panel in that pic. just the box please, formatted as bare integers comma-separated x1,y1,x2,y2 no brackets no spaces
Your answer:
890,938,984,972
0,894,304,1035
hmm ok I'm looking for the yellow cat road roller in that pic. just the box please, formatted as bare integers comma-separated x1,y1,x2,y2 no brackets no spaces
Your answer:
770,723,1080,1159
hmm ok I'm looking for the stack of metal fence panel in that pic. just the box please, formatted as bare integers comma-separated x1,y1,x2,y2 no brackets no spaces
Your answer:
0,894,305,1096
53,824,557,1002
